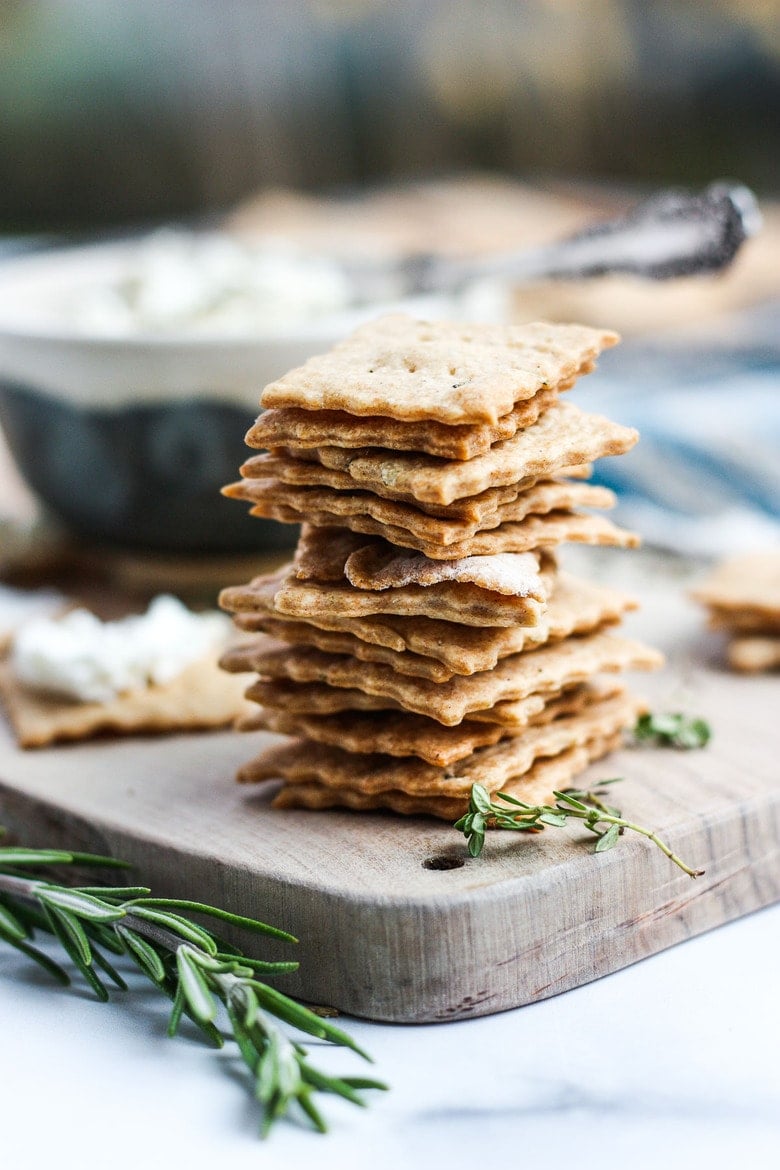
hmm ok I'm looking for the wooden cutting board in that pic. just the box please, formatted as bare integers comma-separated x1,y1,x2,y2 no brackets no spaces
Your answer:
0,575,777,1023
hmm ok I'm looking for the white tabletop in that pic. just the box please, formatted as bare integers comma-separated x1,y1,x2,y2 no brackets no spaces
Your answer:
1,902,778,1170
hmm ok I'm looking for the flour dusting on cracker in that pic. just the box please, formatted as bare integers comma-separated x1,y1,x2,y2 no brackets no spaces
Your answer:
344,547,543,596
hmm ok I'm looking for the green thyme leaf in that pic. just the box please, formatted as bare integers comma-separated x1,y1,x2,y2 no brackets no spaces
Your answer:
455,782,703,879
634,712,711,749
594,824,621,852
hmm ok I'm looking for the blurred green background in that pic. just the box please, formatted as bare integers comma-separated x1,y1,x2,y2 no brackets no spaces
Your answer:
0,0,778,232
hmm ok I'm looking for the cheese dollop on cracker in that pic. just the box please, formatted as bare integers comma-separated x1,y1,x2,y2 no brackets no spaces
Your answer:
12,595,230,703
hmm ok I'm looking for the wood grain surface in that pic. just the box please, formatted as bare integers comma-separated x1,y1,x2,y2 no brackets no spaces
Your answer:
0,561,777,1023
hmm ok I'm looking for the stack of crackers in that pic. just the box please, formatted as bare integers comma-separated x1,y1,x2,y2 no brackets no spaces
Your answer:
220,315,663,817
692,552,780,673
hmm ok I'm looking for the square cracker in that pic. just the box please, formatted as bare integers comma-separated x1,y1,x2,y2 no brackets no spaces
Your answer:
223,569,637,675
307,401,637,505
238,632,662,725
248,383,565,461
239,681,624,766
259,314,618,425
229,484,637,558
272,576,544,629
239,691,640,799
236,457,610,525
692,553,780,622
268,733,623,819
0,655,252,749
727,635,780,673
340,512,638,562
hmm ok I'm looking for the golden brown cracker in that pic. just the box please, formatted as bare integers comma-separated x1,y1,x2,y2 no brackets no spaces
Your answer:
248,383,563,461
705,607,780,634
237,467,615,532
339,511,638,561
0,655,252,750
239,451,540,519
239,633,662,725
692,553,780,622
259,315,618,425
727,635,780,673
245,706,521,766
267,733,622,819
270,574,547,629
309,401,637,505
227,482,635,557
240,692,639,798
292,526,365,581
226,621,459,682
241,681,623,766
223,570,636,676
343,548,544,596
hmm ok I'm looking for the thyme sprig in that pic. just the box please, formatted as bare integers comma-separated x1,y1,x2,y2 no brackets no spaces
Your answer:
454,780,704,878
634,712,711,749
0,835,386,1136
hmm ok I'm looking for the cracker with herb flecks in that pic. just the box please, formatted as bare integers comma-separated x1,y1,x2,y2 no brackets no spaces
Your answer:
259,315,618,425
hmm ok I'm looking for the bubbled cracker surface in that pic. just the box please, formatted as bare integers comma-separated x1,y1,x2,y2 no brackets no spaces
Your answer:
259,315,618,424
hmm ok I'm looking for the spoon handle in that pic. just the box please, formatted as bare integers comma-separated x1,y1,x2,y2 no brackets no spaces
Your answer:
410,182,761,294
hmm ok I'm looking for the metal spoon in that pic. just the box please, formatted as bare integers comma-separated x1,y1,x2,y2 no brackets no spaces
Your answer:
347,181,761,301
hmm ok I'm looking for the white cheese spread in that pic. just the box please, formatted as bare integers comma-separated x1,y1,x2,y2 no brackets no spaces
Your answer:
12,595,230,703
69,230,354,336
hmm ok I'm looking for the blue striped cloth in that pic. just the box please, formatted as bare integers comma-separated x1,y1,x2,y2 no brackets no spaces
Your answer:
574,316,780,557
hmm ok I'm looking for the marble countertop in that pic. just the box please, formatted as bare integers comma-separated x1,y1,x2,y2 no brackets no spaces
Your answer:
1,902,778,1170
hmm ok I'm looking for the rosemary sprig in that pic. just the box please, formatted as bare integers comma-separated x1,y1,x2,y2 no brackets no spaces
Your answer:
634,712,711,749
0,835,386,1136
454,780,704,878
